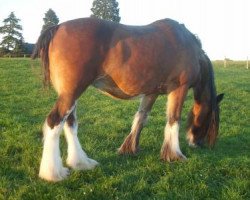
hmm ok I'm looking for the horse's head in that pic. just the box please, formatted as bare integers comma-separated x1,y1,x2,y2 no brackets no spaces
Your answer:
187,93,224,147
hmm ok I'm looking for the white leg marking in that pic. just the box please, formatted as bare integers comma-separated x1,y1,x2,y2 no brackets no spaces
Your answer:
39,121,69,182
131,111,147,132
131,95,149,132
64,111,98,170
164,122,186,159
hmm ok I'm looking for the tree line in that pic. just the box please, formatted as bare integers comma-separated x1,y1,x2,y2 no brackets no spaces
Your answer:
0,0,120,57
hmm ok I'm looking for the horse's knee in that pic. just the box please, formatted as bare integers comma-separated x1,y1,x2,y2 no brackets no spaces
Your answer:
66,109,76,127
47,107,61,129
47,97,76,129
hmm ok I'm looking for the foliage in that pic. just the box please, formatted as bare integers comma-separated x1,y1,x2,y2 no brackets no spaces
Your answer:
41,9,59,33
91,0,121,23
23,43,35,55
0,12,24,57
0,58,249,199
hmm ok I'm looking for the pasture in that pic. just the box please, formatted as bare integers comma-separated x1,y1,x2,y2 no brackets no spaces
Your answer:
0,58,249,199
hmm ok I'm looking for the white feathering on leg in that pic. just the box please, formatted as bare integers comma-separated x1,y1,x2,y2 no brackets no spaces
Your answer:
131,112,146,132
39,121,69,182
64,114,98,170
164,122,186,159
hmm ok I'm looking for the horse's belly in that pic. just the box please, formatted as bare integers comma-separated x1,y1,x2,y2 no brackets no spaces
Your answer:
92,74,142,99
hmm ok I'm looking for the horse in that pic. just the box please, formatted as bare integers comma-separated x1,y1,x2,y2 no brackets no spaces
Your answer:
32,17,224,182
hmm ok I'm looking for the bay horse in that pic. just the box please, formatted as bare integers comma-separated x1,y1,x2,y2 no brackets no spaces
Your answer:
32,17,223,182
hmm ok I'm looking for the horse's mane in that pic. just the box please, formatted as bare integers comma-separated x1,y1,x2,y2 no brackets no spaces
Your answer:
200,55,219,146
205,55,220,146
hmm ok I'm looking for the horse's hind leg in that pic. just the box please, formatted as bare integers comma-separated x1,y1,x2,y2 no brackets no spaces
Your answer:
39,95,76,182
118,94,158,154
161,85,188,161
64,104,99,170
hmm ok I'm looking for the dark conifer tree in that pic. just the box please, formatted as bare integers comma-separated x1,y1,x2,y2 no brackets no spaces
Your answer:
0,12,24,56
91,0,121,23
41,9,59,33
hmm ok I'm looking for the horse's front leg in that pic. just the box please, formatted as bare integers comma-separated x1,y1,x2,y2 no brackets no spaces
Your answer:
118,94,158,154
161,85,188,161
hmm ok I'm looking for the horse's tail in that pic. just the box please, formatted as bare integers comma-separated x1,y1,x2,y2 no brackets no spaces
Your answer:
32,25,59,86
200,54,219,147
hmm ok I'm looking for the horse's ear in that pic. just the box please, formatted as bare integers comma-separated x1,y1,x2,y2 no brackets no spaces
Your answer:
216,93,224,104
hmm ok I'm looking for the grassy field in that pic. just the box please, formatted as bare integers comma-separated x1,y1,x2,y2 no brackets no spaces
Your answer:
0,58,249,199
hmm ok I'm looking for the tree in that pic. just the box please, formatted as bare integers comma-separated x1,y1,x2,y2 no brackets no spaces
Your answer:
0,12,24,56
41,9,59,33
23,43,35,55
91,0,121,23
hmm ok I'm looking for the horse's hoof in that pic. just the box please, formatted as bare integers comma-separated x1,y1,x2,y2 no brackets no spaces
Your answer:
84,158,99,170
117,146,139,155
161,151,187,162
39,167,70,182
69,157,99,170
61,167,70,177
160,145,187,162
118,133,140,155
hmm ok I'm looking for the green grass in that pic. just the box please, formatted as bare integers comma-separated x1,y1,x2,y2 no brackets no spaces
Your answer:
0,58,249,199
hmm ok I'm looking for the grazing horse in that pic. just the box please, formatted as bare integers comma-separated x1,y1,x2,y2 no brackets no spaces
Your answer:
32,17,224,182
